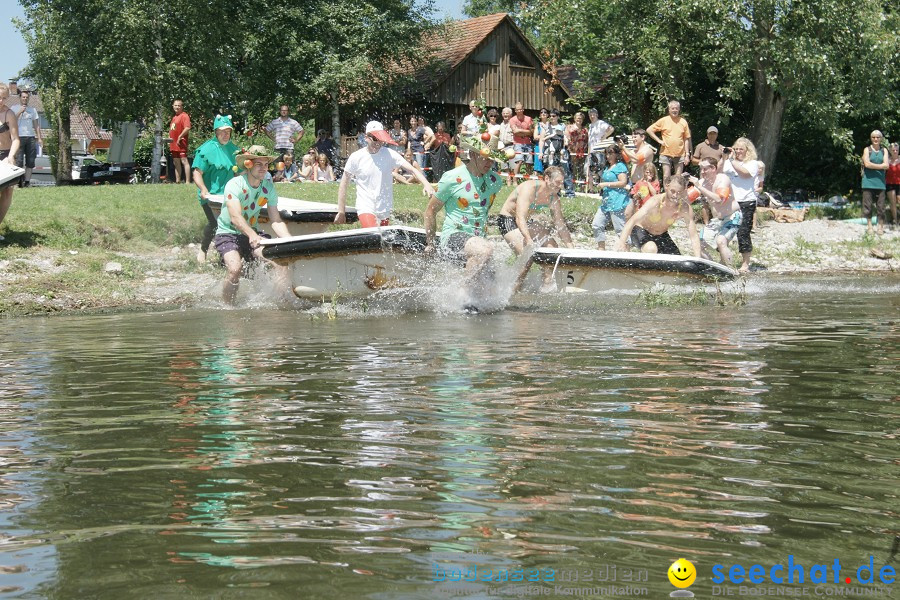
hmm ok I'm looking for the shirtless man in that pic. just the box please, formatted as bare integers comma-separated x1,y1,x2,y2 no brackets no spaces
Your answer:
615,175,701,257
688,158,740,265
496,166,573,291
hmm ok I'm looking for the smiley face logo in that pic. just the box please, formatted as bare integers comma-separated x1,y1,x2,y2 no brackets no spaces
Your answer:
668,558,696,588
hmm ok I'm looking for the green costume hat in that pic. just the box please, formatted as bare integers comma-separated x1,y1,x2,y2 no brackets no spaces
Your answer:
214,114,234,130
458,135,512,164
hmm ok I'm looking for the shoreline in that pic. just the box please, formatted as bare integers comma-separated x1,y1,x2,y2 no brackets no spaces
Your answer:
2,220,898,317
1,185,897,317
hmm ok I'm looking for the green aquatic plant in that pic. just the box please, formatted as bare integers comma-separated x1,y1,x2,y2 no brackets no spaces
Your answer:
636,279,747,308
636,286,712,308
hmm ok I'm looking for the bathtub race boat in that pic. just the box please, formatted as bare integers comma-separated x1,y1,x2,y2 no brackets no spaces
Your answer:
0,162,25,190
261,226,427,299
206,194,358,237
530,247,737,293
260,226,737,301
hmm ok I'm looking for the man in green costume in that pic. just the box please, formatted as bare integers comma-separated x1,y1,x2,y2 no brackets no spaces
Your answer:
192,114,239,262
423,136,506,283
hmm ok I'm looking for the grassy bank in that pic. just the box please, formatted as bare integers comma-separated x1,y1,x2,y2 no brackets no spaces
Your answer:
1,182,897,316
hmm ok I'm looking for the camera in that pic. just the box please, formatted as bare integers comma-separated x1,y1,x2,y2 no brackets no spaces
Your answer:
614,134,628,144
722,147,732,155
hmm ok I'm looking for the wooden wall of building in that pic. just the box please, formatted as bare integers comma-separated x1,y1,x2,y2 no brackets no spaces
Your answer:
431,22,568,113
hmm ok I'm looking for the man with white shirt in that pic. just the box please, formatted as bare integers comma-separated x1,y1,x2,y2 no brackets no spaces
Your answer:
13,89,43,188
497,107,516,185
334,121,435,228
585,108,614,192
461,100,481,136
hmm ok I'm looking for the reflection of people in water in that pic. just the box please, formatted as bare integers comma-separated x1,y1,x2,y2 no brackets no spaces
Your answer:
163,340,261,565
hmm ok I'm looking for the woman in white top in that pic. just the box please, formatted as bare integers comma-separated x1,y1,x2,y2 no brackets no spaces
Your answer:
314,153,335,183
720,137,760,273
533,108,550,174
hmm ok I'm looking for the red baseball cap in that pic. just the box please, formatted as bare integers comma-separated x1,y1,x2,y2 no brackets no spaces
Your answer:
364,121,397,145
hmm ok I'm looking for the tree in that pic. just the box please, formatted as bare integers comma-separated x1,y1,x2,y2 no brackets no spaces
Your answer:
463,0,523,18
16,6,75,183
17,0,439,181
521,0,900,178
235,0,438,138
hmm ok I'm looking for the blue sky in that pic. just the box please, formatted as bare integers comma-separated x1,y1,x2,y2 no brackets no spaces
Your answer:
3,0,466,81
3,1,28,80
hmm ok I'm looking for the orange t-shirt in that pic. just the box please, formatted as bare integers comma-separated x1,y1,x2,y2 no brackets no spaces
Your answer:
647,116,691,157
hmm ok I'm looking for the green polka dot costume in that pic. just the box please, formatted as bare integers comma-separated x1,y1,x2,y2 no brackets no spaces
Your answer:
215,173,279,236
435,165,503,244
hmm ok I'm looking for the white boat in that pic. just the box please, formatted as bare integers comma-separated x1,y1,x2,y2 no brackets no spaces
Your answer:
261,226,427,299
260,228,737,301
206,194,358,237
0,162,25,190
530,247,737,293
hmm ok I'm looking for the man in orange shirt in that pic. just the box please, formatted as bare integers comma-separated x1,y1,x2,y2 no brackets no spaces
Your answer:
508,102,534,184
169,99,191,184
646,100,691,180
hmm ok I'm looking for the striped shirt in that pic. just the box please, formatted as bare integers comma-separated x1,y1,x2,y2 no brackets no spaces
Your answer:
266,117,304,149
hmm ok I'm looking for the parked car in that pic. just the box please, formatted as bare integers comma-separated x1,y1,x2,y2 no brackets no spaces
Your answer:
31,155,55,185
71,154,134,185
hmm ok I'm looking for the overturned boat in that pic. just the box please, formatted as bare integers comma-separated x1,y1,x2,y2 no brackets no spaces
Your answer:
260,228,737,301
530,247,737,293
261,226,427,299
207,194,358,237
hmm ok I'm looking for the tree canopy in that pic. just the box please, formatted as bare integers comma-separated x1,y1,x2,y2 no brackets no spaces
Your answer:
474,0,900,194
17,0,900,193
17,0,437,130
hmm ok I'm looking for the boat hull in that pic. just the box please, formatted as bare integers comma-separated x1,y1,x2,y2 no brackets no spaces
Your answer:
531,248,737,293
207,195,358,237
261,232,737,301
261,227,427,299
0,163,25,190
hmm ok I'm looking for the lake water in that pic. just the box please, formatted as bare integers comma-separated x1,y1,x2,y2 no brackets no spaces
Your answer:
1,276,898,599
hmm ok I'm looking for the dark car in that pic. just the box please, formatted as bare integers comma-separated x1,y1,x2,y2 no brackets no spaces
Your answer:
71,154,134,185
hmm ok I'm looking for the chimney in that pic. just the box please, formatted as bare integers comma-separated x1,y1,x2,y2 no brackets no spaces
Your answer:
9,80,18,96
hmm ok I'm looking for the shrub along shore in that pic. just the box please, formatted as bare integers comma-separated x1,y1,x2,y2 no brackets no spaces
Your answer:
0,183,898,317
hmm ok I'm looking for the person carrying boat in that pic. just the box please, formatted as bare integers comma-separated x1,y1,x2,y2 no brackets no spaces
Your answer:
192,114,239,263
496,166,573,292
423,136,505,283
214,146,291,304
614,175,702,257
687,157,740,266
334,121,434,228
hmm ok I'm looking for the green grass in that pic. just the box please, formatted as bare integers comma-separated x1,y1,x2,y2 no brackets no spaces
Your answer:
777,236,825,265
1,184,201,251
806,203,863,220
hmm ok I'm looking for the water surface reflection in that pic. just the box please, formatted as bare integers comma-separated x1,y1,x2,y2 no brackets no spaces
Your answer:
0,278,897,598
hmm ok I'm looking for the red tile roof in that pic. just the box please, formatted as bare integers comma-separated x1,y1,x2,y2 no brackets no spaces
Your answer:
433,12,508,73
420,13,573,99
69,104,111,141
3,94,110,141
